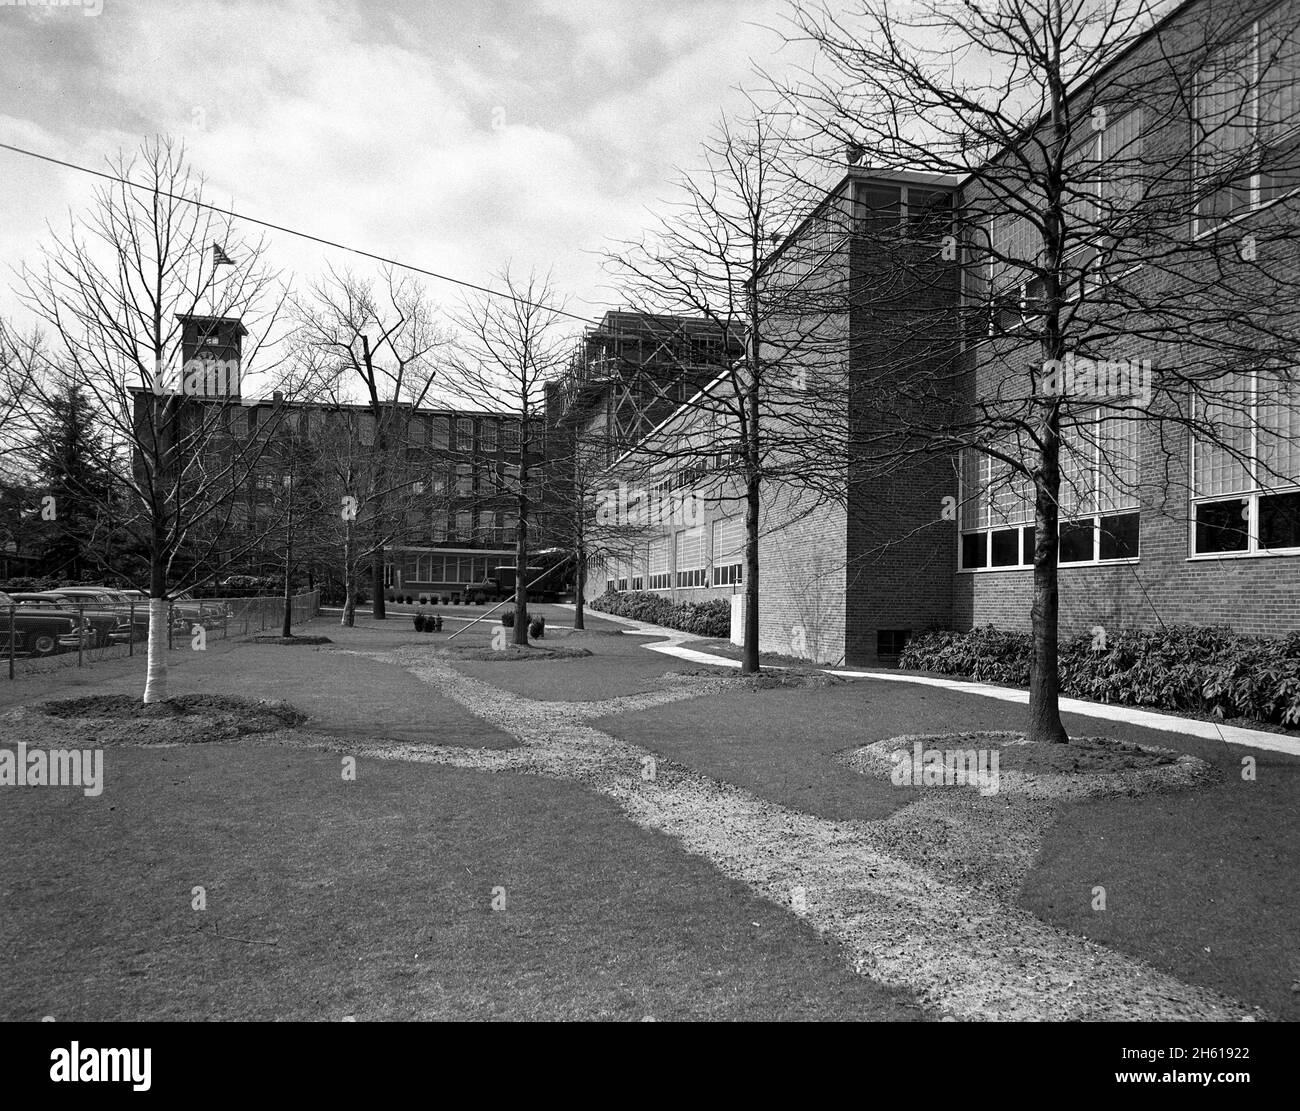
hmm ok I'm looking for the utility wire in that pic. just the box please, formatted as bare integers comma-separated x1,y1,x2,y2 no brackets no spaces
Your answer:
0,139,603,326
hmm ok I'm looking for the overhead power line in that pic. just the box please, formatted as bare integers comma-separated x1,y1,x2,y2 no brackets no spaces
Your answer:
0,139,602,326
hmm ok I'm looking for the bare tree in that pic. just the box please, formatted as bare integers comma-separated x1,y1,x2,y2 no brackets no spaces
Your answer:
293,265,449,622
441,267,571,645
12,137,290,702
603,114,851,673
773,0,1300,740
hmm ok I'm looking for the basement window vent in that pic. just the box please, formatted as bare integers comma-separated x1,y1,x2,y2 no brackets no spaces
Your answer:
876,629,910,663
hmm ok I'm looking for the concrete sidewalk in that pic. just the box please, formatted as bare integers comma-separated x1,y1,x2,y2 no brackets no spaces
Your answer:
561,605,1300,757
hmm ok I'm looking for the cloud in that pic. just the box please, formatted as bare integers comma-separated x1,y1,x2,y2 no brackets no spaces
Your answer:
0,0,794,338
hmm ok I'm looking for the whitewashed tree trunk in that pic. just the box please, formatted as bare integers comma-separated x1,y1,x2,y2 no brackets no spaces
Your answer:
142,596,169,703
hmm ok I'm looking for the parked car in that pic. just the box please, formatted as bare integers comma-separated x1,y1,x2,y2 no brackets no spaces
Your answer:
12,593,130,648
0,590,91,656
112,588,232,635
171,590,233,634
45,587,148,642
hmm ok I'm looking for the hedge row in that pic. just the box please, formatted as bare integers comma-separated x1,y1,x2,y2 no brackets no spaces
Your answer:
898,624,1300,727
588,590,731,638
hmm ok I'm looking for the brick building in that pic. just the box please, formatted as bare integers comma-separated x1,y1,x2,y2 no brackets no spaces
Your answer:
132,314,538,601
580,0,1300,665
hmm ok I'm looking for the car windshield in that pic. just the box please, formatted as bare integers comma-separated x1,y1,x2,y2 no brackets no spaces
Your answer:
0,592,12,605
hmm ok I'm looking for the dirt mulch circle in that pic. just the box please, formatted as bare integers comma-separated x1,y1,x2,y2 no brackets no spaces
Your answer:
666,667,846,690
434,644,594,662
246,634,333,645
840,730,1217,800
2,694,307,747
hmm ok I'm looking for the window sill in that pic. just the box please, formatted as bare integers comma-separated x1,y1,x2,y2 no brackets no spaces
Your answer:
1192,185,1300,240
1187,548,1300,561
958,558,1140,574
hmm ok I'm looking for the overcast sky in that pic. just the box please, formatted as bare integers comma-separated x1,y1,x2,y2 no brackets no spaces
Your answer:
0,0,808,345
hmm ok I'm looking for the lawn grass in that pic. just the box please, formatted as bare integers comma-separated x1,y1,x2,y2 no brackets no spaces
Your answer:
600,676,1300,1020
446,631,686,702
1019,765,1300,1021
0,743,926,1021
0,615,517,750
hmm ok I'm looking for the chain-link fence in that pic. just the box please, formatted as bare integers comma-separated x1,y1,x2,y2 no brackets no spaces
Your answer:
1,591,321,680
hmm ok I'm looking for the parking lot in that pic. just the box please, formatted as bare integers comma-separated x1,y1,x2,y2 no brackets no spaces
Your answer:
0,590,320,679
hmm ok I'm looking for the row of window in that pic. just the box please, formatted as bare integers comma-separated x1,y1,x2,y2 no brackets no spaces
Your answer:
222,408,537,456
400,554,513,585
428,509,519,545
605,517,745,592
959,373,1300,567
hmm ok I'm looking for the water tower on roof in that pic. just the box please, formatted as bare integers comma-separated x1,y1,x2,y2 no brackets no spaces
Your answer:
177,314,247,400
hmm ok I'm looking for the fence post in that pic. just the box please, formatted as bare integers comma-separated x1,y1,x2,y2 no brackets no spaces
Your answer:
168,601,173,651
8,605,14,680
129,598,134,657
77,603,84,668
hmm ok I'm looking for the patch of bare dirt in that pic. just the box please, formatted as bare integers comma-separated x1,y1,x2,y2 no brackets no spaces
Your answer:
4,694,306,746
434,644,594,662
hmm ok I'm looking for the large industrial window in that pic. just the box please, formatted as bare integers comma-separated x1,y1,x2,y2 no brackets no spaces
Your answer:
675,528,707,588
648,539,671,590
1194,11,1300,230
429,417,449,450
455,418,474,454
1192,370,1300,555
711,516,744,585
959,411,1140,570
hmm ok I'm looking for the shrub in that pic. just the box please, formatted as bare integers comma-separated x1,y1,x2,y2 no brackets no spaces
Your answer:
413,613,426,632
587,591,731,639
529,615,545,639
899,624,1300,728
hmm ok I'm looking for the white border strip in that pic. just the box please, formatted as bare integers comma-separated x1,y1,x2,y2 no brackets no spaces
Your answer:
565,607,1299,757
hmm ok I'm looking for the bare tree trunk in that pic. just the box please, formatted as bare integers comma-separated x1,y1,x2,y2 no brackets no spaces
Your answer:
142,549,168,703
341,520,356,627
742,471,760,674
514,514,528,646
1028,412,1069,744
371,528,386,620
281,537,293,638
573,545,585,630
742,282,763,676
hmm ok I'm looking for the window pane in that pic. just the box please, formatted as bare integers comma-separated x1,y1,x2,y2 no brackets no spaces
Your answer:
961,532,987,569
456,419,474,453
1022,526,1036,566
1195,499,1250,553
1256,373,1300,489
1099,512,1140,559
1194,374,1253,496
1059,519,1095,562
1098,109,1143,215
1260,491,1300,549
1096,416,1139,512
856,183,902,234
907,189,951,236
991,528,1020,566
